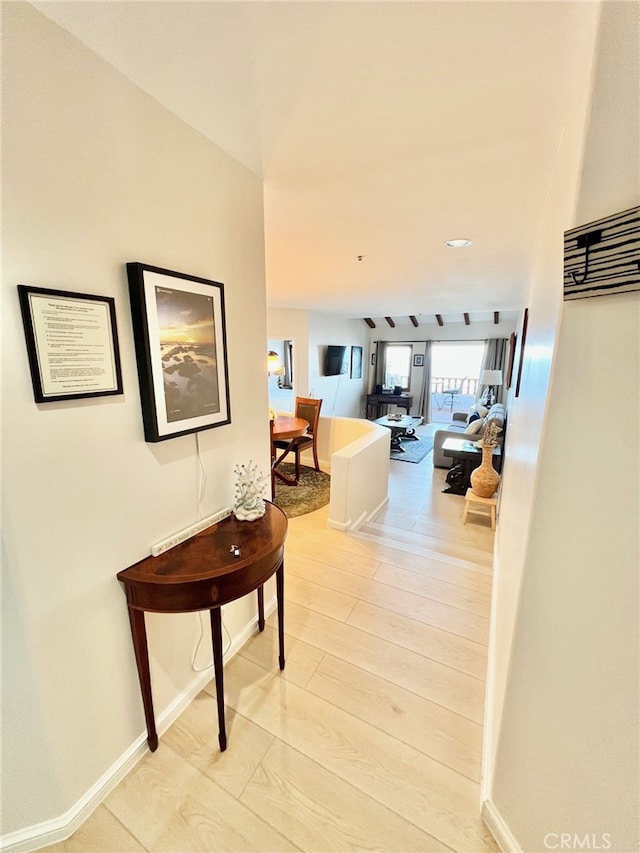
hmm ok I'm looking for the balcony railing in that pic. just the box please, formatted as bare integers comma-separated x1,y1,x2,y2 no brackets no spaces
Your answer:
429,377,478,422
431,376,478,396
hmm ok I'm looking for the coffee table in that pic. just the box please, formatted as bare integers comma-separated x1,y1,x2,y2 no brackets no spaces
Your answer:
375,415,423,452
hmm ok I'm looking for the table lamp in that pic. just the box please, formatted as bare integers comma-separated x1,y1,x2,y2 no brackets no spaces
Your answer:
480,369,503,406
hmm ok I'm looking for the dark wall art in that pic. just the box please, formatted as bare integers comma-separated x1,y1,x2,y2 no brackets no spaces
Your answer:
127,263,231,442
505,332,517,390
515,308,528,398
564,206,639,301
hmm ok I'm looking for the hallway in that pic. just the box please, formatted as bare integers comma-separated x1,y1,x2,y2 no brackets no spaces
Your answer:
49,431,497,852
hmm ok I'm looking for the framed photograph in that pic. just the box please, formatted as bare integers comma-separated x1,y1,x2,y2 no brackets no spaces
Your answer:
505,332,517,390
350,346,363,379
18,284,123,403
515,309,528,398
127,263,231,442
413,354,424,367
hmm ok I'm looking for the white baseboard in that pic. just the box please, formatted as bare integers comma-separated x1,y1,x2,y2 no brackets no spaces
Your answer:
327,516,351,530
480,543,503,803
327,495,389,532
1,596,277,853
482,799,522,853
366,494,389,522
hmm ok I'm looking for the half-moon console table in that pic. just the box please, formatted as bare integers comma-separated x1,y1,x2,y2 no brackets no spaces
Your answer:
117,502,288,753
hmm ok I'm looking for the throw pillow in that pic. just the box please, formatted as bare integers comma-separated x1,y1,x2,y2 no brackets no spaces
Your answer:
465,418,484,435
467,404,489,422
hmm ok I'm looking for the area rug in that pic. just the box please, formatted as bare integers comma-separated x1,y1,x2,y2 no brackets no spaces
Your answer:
273,464,331,518
390,436,434,464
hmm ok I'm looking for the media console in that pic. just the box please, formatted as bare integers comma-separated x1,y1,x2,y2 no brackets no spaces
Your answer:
366,392,413,419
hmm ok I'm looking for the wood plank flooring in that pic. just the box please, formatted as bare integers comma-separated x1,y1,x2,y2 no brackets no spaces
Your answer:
47,425,498,852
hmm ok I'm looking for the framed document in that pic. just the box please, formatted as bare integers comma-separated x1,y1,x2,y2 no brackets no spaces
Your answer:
126,262,231,443
18,285,123,403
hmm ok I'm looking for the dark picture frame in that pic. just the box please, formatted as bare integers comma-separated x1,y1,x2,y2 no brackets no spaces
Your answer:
413,354,424,367
127,263,231,442
350,346,363,379
18,284,123,403
515,309,528,398
505,332,517,390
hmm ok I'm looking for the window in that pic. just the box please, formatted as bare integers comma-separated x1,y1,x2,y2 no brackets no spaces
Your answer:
430,342,484,396
384,344,412,390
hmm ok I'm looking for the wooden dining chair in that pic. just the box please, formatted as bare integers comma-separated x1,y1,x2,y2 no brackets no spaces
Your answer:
273,397,322,479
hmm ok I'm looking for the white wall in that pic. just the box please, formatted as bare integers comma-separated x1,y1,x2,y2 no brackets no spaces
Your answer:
482,8,601,780
267,308,310,404
486,3,639,850
307,415,390,530
2,3,270,838
308,313,369,418
328,424,390,531
268,309,369,418
366,318,517,412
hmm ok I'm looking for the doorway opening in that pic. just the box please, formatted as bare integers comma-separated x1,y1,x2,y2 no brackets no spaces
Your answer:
268,339,294,412
430,342,484,422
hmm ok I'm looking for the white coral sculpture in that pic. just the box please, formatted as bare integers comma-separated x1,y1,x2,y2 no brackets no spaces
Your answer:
233,460,267,521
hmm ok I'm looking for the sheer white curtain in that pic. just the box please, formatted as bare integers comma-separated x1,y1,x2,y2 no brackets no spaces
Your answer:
417,341,433,423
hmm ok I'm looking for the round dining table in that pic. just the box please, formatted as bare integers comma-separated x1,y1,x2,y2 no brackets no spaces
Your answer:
271,415,309,487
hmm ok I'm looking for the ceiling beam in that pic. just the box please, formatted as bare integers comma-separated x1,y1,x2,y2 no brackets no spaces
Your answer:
409,315,419,327
435,314,444,327
363,317,376,328
463,313,470,326
494,311,500,324
385,317,395,328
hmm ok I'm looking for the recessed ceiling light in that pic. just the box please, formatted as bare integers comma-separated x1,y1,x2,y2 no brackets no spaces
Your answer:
445,238,472,248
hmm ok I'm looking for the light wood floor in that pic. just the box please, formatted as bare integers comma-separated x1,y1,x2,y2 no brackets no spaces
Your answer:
48,426,498,852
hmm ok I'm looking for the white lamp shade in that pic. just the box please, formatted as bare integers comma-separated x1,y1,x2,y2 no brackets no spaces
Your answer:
267,350,282,373
481,369,503,386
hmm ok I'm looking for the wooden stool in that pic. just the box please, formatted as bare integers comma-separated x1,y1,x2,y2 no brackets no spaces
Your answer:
462,488,498,530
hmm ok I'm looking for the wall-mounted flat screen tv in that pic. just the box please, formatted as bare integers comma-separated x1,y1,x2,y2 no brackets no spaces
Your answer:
324,345,350,376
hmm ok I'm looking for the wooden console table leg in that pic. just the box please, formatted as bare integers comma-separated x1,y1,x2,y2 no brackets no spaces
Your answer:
257,585,265,631
276,561,285,671
126,606,158,752
209,608,227,751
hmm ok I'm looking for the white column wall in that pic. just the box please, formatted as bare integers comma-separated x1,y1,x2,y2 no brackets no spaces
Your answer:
2,4,269,837
486,3,639,850
482,18,601,782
